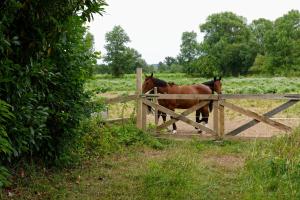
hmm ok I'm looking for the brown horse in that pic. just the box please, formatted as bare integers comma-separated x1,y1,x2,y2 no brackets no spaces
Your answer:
142,73,222,134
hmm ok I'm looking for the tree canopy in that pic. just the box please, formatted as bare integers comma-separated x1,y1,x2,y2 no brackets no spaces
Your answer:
103,25,147,76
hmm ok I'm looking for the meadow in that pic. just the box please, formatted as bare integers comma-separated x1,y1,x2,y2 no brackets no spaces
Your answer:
1,73,300,199
87,74,300,129
86,73,300,95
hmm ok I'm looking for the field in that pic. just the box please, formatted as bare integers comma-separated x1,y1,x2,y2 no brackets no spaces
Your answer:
2,73,300,199
87,73,300,136
86,73,300,95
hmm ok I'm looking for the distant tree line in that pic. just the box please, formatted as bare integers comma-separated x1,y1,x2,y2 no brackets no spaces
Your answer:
99,10,300,77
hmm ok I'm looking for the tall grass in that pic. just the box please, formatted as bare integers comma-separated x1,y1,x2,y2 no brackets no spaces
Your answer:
241,127,300,199
86,74,300,95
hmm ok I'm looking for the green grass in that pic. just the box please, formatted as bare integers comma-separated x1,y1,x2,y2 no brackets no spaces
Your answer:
85,73,300,96
2,128,300,199
0,138,250,200
1,73,300,199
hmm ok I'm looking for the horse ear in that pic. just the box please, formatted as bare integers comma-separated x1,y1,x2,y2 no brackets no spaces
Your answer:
150,73,153,77
144,74,148,78
219,76,222,80
214,77,216,81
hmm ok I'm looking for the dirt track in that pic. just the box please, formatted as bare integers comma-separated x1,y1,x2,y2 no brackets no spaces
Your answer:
146,111,300,138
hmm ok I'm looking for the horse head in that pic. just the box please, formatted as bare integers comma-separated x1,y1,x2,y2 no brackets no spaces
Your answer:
213,77,222,94
142,73,155,93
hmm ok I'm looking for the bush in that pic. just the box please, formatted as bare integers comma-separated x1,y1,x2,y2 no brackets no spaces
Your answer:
0,0,106,187
0,100,14,187
81,116,163,157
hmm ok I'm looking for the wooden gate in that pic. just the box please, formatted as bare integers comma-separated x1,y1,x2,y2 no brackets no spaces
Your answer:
106,68,300,139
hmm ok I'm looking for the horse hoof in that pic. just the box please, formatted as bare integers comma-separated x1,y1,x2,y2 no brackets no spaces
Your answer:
172,130,177,134
198,130,203,134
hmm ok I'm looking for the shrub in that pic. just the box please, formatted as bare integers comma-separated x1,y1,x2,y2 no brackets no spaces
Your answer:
81,116,163,157
0,0,107,187
0,100,14,187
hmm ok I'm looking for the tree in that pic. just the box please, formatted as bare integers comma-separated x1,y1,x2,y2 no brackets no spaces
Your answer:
164,56,177,67
189,55,220,77
104,25,147,76
264,10,300,75
250,18,273,55
104,26,130,77
200,12,257,76
178,31,200,67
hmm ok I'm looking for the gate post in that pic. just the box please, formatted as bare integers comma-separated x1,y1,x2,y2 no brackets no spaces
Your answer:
213,100,219,138
219,101,225,138
136,68,147,130
154,87,159,130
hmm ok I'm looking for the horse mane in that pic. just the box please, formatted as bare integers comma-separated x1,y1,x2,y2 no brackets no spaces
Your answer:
202,80,214,92
152,77,168,87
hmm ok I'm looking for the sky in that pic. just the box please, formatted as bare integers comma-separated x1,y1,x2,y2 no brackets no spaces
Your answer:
87,0,300,64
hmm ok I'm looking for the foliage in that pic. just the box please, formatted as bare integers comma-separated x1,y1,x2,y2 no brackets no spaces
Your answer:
250,18,273,55
0,100,14,187
200,12,257,76
263,10,300,75
0,0,107,187
103,25,147,77
241,128,300,199
81,116,163,157
187,55,220,77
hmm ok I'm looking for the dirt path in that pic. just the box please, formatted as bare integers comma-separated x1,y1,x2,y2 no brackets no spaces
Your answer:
146,111,300,138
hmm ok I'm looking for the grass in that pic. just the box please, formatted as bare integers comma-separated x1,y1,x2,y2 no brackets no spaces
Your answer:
86,73,300,96
2,127,300,199
0,138,251,200
1,73,300,199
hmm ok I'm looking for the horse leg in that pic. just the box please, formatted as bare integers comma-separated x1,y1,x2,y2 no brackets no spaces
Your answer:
170,116,177,134
199,106,209,133
170,109,177,134
195,109,202,133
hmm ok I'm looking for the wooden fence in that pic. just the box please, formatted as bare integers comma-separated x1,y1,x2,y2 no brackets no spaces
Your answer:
105,68,300,139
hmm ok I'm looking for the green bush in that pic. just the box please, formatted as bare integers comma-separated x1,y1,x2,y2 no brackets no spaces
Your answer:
0,100,14,187
0,0,106,187
81,116,163,157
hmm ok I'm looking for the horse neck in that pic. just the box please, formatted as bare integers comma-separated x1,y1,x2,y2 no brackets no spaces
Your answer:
202,82,214,94
156,85,169,94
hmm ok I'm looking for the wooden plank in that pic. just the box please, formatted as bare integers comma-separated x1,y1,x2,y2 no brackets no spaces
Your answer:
227,100,299,136
157,101,209,130
219,103,225,137
136,68,143,129
142,102,147,130
105,95,137,104
143,94,218,100
213,101,219,137
221,101,292,132
143,99,215,135
220,94,300,100
154,87,159,127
